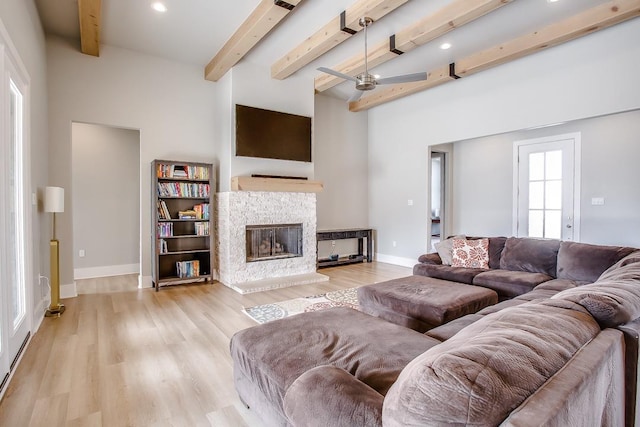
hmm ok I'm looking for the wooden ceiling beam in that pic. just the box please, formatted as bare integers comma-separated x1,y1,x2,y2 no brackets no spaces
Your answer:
349,0,640,112
78,0,101,57
205,0,304,82
271,0,409,80
316,0,513,93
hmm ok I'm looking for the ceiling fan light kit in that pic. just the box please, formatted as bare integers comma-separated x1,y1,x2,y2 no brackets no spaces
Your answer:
318,15,428,102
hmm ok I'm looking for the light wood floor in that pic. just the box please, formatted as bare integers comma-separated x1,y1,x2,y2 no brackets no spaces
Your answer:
0,262,411,427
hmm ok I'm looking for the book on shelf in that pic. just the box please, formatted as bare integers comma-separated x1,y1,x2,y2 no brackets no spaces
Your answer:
193,203,210,220
156,163,210,180
195,222,209,236
176,260,200,278
157,182,210,198
157,222,173,237
157,200,171,220
159,239,168,254
178,210,197,219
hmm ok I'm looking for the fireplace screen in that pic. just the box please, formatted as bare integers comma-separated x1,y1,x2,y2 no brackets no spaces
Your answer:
246,224,303,262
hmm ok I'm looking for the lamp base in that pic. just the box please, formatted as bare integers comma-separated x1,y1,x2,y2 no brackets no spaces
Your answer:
45,303,65,317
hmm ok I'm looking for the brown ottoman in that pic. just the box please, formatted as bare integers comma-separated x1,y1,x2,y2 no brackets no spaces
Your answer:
357,275,499,332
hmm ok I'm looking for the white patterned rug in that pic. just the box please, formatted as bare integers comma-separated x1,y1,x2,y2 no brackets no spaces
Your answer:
242,288,360,324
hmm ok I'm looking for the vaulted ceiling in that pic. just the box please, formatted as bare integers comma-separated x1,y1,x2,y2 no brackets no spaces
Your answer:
35,0,639,110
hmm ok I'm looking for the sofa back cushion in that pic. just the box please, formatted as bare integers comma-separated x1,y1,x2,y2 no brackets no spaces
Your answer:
500,237,560,277
556,241,636,283
553,251,640,328
382,299,600,426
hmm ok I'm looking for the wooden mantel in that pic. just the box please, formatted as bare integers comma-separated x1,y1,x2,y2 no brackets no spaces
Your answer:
231,176,323,193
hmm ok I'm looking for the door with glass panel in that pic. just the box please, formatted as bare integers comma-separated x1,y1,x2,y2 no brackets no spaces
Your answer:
0,70,30,385
514,134,580,241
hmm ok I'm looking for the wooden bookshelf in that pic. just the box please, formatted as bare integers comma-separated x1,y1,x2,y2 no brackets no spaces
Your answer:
152,159,214,291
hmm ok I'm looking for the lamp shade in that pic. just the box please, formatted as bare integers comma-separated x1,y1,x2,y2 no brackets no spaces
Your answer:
44,186,65,213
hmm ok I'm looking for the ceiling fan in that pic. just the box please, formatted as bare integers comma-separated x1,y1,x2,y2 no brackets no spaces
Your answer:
318,17,428,102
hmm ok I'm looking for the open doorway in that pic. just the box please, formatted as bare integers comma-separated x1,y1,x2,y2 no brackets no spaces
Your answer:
71,123,141,285
428,145,452,252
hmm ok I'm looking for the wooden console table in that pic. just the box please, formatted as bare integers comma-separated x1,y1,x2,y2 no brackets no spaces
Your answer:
316,228,372,268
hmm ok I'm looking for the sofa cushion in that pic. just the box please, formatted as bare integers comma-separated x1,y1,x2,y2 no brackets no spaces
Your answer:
424,313,484,342
382,299,600,427
553,258,640,328
513,287,559,302
557,241,636,283
231,307,440,421
433,235,465,265
598,250,640,281
473,269,553,298
476,298,526,315
413,263,484,285
535,278,588,292
500,237,560,277
451,238,490,269
417,252,442,264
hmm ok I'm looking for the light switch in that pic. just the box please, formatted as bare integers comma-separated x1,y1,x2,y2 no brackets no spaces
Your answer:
407,199,413,206
591,197,605,206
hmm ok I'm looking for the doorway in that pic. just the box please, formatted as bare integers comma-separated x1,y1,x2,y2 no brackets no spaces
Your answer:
513,133,581,241
428,147,451,252
71,123,141,283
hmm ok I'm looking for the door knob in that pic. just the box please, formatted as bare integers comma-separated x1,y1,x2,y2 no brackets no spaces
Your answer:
566,224,572,228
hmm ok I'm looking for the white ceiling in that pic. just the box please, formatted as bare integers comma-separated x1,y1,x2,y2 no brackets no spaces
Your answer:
34,0,613,99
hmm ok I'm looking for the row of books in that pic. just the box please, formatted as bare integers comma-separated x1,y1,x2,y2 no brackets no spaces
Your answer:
159,239,169,254
195,222,210,236
157,200,171,220
158,182,210,198
157,202,210,220
156,164,210,180
158,223,173,237
176,260,200,278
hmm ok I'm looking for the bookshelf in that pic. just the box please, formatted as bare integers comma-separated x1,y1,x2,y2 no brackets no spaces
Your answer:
152,159,214,291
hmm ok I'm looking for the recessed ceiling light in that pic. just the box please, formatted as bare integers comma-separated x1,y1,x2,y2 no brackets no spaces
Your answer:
547,0,560,3
152,2,167,12
440,43,452,50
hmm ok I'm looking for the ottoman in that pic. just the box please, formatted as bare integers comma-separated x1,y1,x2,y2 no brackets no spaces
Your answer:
230,306,441,426
357,275,499,332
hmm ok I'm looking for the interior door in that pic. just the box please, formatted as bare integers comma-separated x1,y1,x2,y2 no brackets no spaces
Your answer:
514,134,580,241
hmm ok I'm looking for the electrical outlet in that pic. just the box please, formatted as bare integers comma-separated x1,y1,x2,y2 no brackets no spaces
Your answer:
79,249,85,257
407,199,413,206
331,240,336,247
392,241,397,247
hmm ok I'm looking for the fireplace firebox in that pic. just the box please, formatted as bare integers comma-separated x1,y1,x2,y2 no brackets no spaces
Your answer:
246,224,303,262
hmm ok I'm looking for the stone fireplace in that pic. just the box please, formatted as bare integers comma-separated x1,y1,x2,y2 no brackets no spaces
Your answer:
217,189,325,293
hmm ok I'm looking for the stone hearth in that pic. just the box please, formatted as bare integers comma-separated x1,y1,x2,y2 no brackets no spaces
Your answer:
217,191,326,292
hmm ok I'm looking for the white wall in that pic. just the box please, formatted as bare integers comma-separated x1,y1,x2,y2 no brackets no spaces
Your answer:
46,36,218,288
453,109,640,247
215,61,315,191
72,123,140,277
0,0,49,323
368,20,640,262
314,94,369,257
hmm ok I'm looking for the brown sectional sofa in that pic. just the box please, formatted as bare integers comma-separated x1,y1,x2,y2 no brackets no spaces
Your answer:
230,237,640,426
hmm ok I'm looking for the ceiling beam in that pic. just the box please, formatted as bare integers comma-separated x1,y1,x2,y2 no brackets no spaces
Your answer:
349,0,640,112
271,0,409,80
205,0,304,82
316,0,513,93
78,0,101,57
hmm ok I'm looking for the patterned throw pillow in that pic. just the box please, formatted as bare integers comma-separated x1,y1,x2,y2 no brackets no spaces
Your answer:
451,238,490,269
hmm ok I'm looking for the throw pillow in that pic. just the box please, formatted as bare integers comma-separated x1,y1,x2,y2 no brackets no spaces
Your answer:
434,235,465,266
451,238,490,269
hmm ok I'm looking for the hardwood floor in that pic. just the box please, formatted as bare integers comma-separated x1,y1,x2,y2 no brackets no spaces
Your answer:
0,262,411,426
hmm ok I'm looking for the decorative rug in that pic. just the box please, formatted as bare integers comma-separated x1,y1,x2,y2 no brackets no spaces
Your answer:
242,287,360,324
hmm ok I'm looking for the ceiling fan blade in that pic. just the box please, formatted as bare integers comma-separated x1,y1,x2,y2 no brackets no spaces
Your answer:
347,90,364,103
317,67,358,83
376,72,428,85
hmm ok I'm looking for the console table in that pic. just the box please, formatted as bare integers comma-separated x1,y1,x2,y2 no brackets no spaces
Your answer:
316,228,372,268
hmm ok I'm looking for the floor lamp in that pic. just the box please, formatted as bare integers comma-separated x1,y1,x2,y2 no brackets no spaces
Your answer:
45,186,65,317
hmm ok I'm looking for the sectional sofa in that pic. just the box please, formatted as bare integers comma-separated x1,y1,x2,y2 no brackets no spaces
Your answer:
230,237,640,426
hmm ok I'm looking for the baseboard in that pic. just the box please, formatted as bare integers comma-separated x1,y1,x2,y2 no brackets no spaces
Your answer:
74,263,140,280
140,275,153,289
375,253,416,268
33,298,47,331
60,282,77,299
